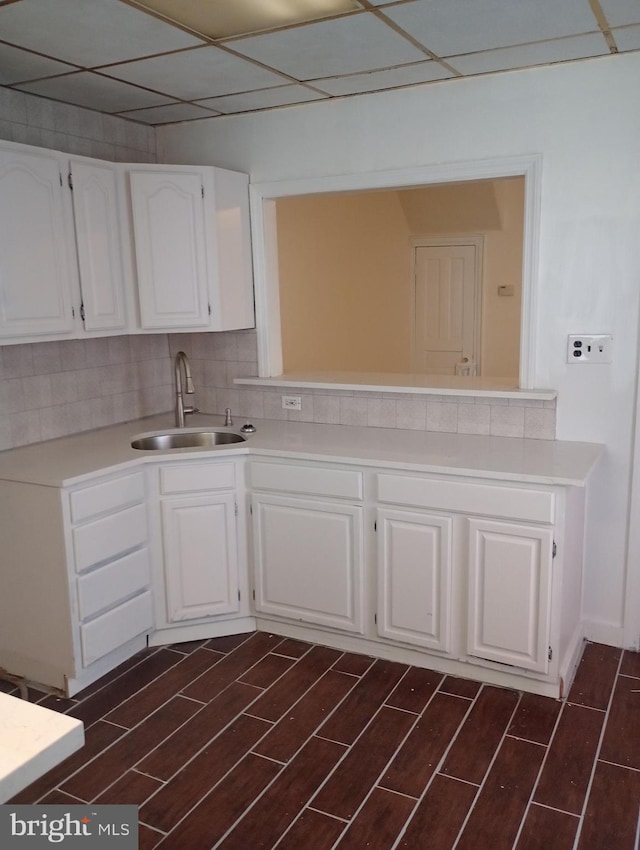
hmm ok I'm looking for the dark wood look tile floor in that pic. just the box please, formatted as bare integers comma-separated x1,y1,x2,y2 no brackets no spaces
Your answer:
6,637,640,849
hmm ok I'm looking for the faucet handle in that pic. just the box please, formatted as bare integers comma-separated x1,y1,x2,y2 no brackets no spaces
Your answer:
224,407,233,426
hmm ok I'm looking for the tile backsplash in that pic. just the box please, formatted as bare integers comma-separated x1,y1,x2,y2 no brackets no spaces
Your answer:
0,329,556,452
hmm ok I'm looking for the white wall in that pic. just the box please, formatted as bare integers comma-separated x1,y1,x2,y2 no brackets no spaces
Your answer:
158,52,640,647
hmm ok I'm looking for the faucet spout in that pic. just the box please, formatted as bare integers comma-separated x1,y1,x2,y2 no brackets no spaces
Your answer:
174,351,198,427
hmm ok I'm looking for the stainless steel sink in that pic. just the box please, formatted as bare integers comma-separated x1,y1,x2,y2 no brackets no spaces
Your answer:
131,430,246,450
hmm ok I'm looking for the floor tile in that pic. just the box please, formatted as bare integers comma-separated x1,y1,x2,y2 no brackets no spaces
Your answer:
381,692,469,797
217,735,347,849
318,658,408,745
335,787,415,848
567,641,621,709
61,696,200,801
620,648,640,679
577,760,640,850
313,706,416,819
440,686,520,784
455,736,545,850
105,647,223,728
238,651,295,688
396,774,478,849
385,665,443,713
599,675,640,769
533,702,604,814
332,652,374,676
94,769,162,806
137,680,261,781
508,691,562,745
140,713,271,832
272,637,312,658
277,809,346,849
515,804,579,850
254,669,357,763
246,645,342,721
153,753,281,850
438,675,482,699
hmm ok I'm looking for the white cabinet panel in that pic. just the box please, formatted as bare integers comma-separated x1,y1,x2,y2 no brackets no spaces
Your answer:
250,461,363,500
77,548,150,620
377,508,452,653
69,159,127,332
160,461,235,495
80,590,153,667
0,146,75,338
253,494,364,633
72,503,147,573
69,471,144,523
161,492,239,622
467,518,553,673
129,169,210,329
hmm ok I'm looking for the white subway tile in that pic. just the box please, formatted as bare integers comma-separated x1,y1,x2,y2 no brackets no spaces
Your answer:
457,403,491,435
524,407,556,440
426,401,458,433
490,404,525,438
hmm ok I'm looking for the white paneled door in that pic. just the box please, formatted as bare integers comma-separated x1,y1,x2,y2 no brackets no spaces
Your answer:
412,241,480,375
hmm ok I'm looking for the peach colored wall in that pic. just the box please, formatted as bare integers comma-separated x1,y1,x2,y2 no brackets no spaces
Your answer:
277,192,411,372
276,178,523,377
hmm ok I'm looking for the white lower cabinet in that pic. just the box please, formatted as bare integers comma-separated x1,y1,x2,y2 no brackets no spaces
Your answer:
377,508,452,653
467,518,553,673
148,458,250,644
0,469,153,696
252,494,365,633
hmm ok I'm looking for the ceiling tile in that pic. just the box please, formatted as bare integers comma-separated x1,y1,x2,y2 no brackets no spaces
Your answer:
130,0,360,38
382,0,600,57
0,43,77,85
0,0,204,67
449,33,610,76
613,24,640,50
599,0,640,27
312,59,452,95
117,102,219,124
197,84,327,114
16,72,176,113
103,46,288,100
229,13,427,79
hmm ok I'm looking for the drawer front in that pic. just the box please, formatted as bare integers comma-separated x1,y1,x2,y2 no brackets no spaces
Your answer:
80,590,153,667
70,472,144,523
160,462,235,495
250,461,363,500
77,548,150,620
73,504,147,573
377,474,555,524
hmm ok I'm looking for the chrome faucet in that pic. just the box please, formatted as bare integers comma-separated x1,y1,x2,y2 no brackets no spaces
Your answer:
174,351,198,427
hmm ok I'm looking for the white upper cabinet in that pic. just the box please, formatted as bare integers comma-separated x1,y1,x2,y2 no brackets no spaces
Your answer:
0,145,76,339
129,169,211,329
127,164,255,332
69,159,127,333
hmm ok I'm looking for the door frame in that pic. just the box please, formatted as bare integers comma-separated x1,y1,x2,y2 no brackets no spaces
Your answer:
409,234,484,376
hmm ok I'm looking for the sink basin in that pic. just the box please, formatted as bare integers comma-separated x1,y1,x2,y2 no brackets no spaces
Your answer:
131,430,246,451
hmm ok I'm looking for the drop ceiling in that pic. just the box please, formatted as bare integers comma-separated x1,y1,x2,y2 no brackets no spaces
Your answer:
0,0,638,126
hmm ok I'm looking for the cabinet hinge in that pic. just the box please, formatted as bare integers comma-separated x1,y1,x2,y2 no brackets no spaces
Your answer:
238,589,241,602
71,306,75,318
374,613,377,625
79,302,85,323
374,520,377,531
249,503,253,516
68,171,73,190
252,589,255,600
59,172,63,187
234,502,238,517
208,303,212,316
548,646,553,661
552,541,557,559
201,184,205,199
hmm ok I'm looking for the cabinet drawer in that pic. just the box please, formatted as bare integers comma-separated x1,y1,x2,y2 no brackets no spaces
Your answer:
80,590,153,667
377,474,555,523
72,504,147,573
69,472,144,523
160,462,235,494
77,548,150,620
250,462,363,500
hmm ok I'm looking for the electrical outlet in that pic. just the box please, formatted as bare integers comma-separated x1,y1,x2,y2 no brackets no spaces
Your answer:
567,334,613,364
282,395,302,410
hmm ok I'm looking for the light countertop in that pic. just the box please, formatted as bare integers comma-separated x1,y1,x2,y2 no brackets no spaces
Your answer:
0,692,84,803
0,413,602,488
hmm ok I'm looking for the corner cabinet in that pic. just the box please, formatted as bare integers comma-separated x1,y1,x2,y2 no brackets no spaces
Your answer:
146,458,252,646
127,164,255,332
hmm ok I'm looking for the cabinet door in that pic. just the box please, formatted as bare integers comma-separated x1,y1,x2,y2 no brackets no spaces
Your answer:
69,159,127,332
161,492,239,622
377,508,452,653
129,170,210,329
0,147,75,338
253,494,364,633
467,518,553,673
